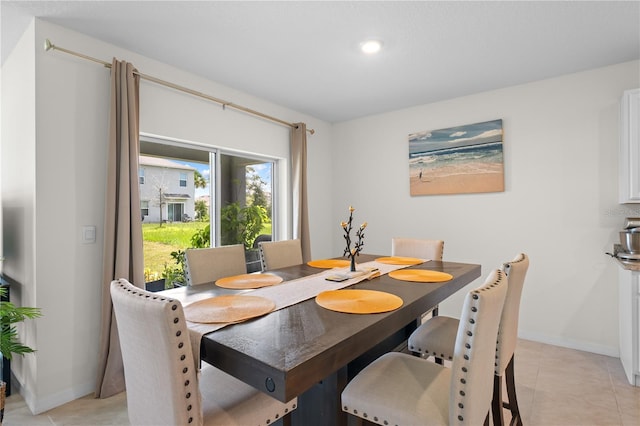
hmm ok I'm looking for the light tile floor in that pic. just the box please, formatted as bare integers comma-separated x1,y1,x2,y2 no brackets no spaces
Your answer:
2,339,639,425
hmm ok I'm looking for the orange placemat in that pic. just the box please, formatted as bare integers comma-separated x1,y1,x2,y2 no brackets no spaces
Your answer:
184,295,275,324
375,256,424,265
389,269,453,283
307,259,351,268
216,273,283,289
316,289,403,314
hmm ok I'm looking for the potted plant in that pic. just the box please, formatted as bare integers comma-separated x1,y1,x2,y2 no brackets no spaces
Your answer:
0,285,42,419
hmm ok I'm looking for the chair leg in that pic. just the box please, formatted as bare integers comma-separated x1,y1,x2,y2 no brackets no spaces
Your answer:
492,374,505,426
504,355,522,426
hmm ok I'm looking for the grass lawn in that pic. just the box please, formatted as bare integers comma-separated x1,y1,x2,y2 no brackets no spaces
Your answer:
142,221,272,279
142,222,208,278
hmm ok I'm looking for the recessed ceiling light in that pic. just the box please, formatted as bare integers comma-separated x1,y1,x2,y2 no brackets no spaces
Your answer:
360,40,382,54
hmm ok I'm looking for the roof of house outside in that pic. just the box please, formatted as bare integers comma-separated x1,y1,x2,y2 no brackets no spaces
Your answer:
139,155,196,171
163,193,191,199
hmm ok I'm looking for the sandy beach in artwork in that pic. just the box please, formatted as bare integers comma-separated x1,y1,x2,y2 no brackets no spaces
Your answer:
410,162,504,195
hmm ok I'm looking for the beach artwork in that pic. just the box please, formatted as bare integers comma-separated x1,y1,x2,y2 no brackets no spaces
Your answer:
409,119,505,196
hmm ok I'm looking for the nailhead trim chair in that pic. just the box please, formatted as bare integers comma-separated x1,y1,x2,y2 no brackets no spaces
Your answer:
111,279,297,426
341,269,507,426
407,253,530,426
258,239,303,271
391,238,444,263
184,244,246,286
392,238,445,346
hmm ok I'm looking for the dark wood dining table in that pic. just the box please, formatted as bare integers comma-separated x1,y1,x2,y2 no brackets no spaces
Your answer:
160,254,481,426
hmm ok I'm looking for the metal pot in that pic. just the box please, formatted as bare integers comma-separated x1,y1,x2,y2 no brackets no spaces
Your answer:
620,231,640,253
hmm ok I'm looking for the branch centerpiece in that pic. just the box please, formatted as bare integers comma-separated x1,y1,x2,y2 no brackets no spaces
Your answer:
341,206,367,272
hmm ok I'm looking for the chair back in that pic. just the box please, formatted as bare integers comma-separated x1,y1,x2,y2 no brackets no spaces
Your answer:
495,253,530,375
449,269,508,425
391,238,444,261
110,279,202,426
259,239,303,271
184,244,246,286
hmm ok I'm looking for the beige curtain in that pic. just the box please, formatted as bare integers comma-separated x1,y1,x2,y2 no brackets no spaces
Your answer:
291,123,311,262
95,58,144,398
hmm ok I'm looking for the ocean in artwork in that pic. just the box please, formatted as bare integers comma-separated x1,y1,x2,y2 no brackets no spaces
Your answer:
408,119,504,195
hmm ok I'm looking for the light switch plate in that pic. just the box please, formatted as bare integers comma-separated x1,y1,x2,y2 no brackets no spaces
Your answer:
82,226,96,244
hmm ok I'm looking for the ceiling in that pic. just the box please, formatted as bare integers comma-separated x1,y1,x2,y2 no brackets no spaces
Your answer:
2,1,639,123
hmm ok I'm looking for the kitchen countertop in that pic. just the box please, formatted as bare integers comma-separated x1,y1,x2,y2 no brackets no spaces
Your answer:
615,258,640,271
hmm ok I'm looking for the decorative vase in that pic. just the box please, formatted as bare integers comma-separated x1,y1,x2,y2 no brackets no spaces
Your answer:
350,255,356,272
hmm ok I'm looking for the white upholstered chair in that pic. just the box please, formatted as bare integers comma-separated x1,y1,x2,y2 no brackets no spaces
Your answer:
258,239,303,271
391,238,444,262
184,244,246,286
392,238,445,329
341,269,508,426
407,253,530,426
110,279,297,426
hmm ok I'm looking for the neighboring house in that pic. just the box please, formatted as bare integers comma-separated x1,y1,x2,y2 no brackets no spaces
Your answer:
139,155,196,222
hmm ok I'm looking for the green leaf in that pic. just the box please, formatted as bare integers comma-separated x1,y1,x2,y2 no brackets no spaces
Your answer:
1,286,42,359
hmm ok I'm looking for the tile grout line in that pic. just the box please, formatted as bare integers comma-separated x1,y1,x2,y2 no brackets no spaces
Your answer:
606,358,627,425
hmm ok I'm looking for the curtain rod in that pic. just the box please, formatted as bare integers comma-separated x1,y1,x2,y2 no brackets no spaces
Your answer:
44,39,315,135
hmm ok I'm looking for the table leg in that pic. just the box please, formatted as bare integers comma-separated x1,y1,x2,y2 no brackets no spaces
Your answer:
292,366,348,426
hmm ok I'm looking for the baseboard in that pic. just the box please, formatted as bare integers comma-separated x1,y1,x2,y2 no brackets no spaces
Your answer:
13,375,97,415
518,330,619,358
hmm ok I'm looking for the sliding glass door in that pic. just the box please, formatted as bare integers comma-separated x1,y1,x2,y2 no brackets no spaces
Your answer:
139,136,276,288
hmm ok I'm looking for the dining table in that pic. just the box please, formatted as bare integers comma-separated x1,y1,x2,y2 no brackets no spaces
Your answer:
159,253,481,426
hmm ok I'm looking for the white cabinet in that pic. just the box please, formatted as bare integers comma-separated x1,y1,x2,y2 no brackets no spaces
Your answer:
619,88,640,203
619,267,639,386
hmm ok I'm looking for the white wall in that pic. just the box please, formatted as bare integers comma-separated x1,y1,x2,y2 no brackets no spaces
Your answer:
2,19,333,413
332,60,640,356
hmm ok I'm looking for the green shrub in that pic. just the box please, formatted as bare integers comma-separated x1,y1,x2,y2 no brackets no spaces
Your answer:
191,224,210,248
220,202,268,249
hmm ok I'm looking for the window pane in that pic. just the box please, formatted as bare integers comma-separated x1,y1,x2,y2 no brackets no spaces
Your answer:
139,143,211,289
219,154,273,250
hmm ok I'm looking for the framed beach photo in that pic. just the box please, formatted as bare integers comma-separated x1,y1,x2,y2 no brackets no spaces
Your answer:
408,119,504,196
